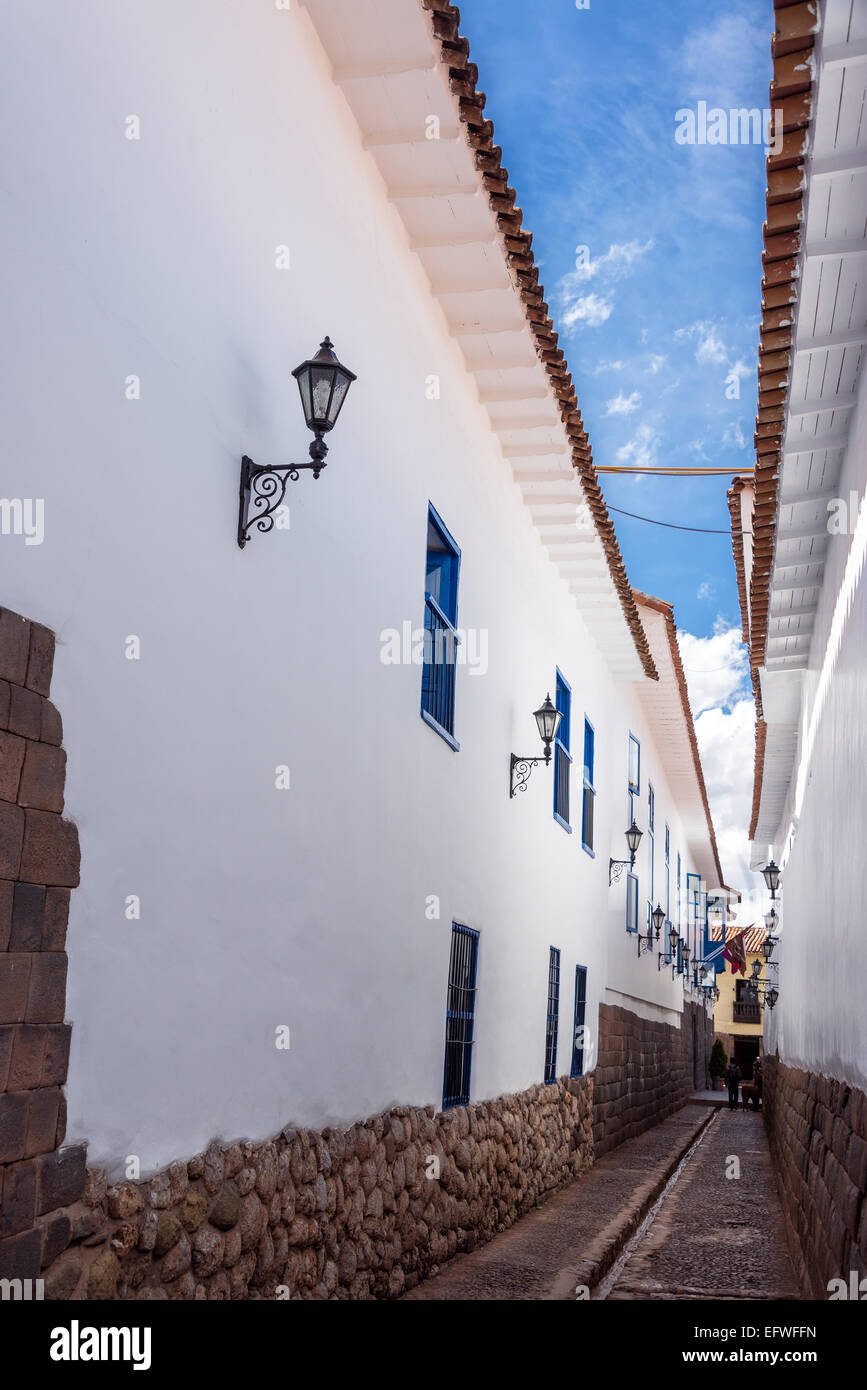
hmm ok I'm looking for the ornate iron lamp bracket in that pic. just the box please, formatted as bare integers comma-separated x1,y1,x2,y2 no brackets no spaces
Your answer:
238,438,328,549
608,857,631,886
509,753,549,799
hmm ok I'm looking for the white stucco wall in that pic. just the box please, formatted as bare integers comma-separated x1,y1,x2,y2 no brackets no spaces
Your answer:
1,1,716,1173
763,369,867,1091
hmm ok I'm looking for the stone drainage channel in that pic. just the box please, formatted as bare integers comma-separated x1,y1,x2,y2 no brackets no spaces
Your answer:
592,1110,720,1300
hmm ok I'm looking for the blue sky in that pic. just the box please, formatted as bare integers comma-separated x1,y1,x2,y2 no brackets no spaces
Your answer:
457,0,774,902
459,0,773,639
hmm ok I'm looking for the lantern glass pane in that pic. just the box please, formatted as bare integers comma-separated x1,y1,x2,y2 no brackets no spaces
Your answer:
296,370,313,423
327,372,351,425
310,367,336,425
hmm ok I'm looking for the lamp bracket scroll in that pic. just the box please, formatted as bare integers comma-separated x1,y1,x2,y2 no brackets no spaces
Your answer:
238,445,327,550
509,753,549,799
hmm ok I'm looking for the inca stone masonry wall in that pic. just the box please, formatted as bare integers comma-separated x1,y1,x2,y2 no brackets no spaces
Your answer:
0,606,85,1284
763,1055,867,1298
40,1076,593,1300
594,1000,712,1158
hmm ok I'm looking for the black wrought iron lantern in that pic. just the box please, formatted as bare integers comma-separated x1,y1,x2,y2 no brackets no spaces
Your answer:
765,986,779,1010
292,337,357,438
764,908,778,933
237,336,357,548
762,860,781,899
651,903,665,939
610,821,643,885
682,942,691,969
510,694,562,798
533,695,562,758
668,926,679,953
761,936,775,962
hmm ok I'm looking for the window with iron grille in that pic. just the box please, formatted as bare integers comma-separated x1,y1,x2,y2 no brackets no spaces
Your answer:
626,871,639,933
421,505,461,749
544,947,561,1083
628,733,640,796
571,965,588,1077
581,718,595,853
553,671,572,831
665,824,671,923
442,923,479,1110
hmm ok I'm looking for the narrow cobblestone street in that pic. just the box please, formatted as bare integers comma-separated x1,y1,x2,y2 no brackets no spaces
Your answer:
404,1104,800,1301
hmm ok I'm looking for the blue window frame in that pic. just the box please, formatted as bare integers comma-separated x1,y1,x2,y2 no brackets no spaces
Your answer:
553,670,572,832
421,505,461,749
544,947,561,1084
647,782,655,915
665,825,671,924
686,872,701,968
626,871,639,933
628,733,640,796
442,923,479,1110
571,966,588,1077
677,851,682,932
581,718,595,854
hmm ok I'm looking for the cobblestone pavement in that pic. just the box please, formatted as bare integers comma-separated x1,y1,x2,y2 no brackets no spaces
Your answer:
404,1105,800,1301
607,1109,800,1300
403,1104,713,1300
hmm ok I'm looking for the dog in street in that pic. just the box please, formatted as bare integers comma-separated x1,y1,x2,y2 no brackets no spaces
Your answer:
741,1083,762,1111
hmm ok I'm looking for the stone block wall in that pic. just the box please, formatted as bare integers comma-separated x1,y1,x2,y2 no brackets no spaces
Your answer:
40,1075,592,1299
0,606,85,1283
763,1055,867,1298
593,1000,712,1157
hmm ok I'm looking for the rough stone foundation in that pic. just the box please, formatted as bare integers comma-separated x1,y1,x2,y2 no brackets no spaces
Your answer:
593,1000,712,1157
763,1054,867,1298
40,1075,593,1300
0,607,84,1284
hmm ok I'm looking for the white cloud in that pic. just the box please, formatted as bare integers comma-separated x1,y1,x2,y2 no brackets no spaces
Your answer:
678,620,748,715
616,422,659,469
697,581,715,600
605,390,642,416
570,238,654,284
678,621,765,909
722,420,747,449
561,292,613,329
676,319,729,365
646,354,667,374
559,240,653,334
591,359,625,375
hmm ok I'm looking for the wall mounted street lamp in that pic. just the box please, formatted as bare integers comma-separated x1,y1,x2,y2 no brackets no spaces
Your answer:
609,821,643,885
765,986,779,1010
658,924,680,973
237,337,357,548
638,903,665,958
761,860,781,901
764,907,779,934
510,695,562,798
761,936,776,962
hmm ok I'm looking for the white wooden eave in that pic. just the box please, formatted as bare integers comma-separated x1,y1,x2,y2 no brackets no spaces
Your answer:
299,0,645,681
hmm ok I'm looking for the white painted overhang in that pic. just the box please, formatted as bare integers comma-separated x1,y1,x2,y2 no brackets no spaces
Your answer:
753,0,867,852
299,0,646,680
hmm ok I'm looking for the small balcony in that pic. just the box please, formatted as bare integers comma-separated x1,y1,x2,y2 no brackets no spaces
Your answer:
733,1000,762,1023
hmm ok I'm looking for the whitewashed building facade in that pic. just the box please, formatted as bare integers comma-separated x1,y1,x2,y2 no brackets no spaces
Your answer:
0,0,723,1298
729,0,867,1298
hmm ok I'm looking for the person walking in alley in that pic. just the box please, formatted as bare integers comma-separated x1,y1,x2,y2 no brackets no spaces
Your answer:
725,1058,741,1111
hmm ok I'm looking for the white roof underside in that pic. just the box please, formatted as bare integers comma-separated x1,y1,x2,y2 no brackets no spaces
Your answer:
300,0,645,679
754,0,867,852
